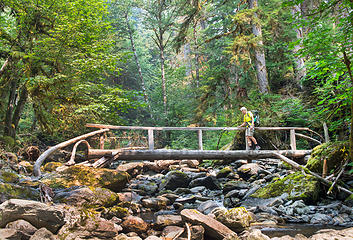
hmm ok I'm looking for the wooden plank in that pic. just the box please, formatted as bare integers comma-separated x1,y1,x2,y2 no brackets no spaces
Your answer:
290,129,296,151
33,128,110,177
148,129,154,150
86,123,311,132
198,130,203,150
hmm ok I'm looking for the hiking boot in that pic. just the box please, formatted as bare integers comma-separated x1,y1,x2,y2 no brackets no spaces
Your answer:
255,145,261,150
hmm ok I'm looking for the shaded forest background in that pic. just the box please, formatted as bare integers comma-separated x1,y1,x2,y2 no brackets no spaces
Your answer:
0,0,352,158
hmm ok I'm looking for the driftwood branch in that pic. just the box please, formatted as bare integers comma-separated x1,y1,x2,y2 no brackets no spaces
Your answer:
295,133,322,145
273,153,353,196
66,140,90,166
327,159,350,195
33,129,109,177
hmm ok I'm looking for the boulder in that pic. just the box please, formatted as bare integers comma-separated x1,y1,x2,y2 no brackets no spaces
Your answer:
43,162,63,172
251,172,321,204
0,228,29,240
0,170,20,183
211,207,252,233
41,165,130,192
160,171,190,190
54,186,119,207
6,219,38,235
121,216,148,234
161,226,184,239
247,229,270,240
117,162,144,177
197,200,223,215
189,176,221,190
0,182,39,202
155,215,183,229
306,141,349,174
223,181,251,193
237,163,262,180
308,227,353,240
30,228,58,240
0,199,66,233
141,197,169,210
216,166,233,178
180,209,236,240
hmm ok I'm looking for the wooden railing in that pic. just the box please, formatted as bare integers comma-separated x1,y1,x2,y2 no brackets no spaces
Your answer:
85,124,324,151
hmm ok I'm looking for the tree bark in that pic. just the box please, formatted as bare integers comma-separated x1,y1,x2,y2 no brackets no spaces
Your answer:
12,85,28,137
4,79,18,138
291,4,307,87
249,0,269,94
160,42,168,120
125,13,151,113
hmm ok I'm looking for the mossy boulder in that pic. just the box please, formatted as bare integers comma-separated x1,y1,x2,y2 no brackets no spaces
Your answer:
251,172,320,204
212,207,253,233
216,167,233,178
159,170,190,190
0,171,20,183
43,162,63,172
306,141,349,174
0,182,39,201
54,186,120,208
41,165,130,192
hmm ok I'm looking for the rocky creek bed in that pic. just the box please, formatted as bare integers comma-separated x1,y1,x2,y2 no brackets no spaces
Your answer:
0,149,352,239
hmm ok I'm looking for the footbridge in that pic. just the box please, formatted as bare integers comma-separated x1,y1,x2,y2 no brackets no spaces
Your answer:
33,123,324,176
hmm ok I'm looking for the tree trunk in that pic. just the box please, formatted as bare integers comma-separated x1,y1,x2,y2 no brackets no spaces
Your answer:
249,0,269,94
193,27,200,88
4,79,18,138
125,13,151,112
291,4,306,86
12,85,28,136
160,44,168,121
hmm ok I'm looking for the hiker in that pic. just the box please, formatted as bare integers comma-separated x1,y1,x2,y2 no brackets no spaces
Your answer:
238,107,261,150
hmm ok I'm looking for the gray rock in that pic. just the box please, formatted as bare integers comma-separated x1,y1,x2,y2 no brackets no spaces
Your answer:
0,228,30,240
310,213,333,224
291,200,306,209
190,186,207,193
160,171,190,190
0,199,66,233
6,219,37,235
141,197,169,210
197,200,223,215
161,226,184,239
155,215,183,229
30,228,58,240
189,176,221,190
237,163,262,180
247,229,270,240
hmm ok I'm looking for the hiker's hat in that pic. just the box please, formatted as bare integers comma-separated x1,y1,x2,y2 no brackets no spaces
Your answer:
240,107,247,111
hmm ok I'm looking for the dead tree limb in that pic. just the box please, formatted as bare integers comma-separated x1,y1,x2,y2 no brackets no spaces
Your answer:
273,152,353,196
66,140,91,166
295,133,322,145
327,159,350,195
33,129,109,177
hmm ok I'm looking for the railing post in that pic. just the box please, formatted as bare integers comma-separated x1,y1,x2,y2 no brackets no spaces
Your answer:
99,134,105,150
148,129,154,150
198,130,203,150
290,129,297,150
245,133,249,150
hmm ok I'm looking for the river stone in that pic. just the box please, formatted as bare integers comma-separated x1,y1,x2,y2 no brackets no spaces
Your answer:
0,228,29,240
223,181,251,193
155,215,183,229
121,216,148,234
30,228,58,240
212,207,252,233
189,176,221,190
0,199,66,233
308,227,353,240
0,182,39,202
141,197,168,210
161,226,184,239
216,167,233,178
54,186,119,207
197,200,222,215
180,209,236,240
117,162,144,177
145,236,162,240
6,219,38,235
188,225,205,240
190,186,207,193
41,165,130,192
237,163,262,180
251,172,320,204
247,229,270,240
159,171,190,190
310,213,333,224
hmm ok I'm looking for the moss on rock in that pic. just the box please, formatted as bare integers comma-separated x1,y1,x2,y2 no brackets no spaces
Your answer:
41,165,130,192
0,182,39,201
0,171,19,183
306,141,349,174
251,172,320,204
43,162,63,172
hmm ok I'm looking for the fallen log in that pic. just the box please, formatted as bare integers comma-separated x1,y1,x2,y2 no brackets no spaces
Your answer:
295,133,322,145
87,149,312,161
273,152,353,196
33,129,109,177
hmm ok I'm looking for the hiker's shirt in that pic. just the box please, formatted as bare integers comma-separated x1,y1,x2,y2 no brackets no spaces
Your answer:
244,111,254,128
